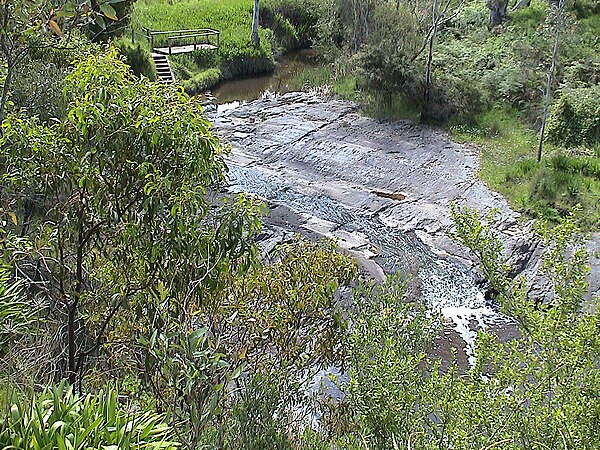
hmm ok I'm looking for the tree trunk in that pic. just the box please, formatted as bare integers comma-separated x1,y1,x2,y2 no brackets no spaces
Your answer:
251,0,260,47
0,60,14,127
424,0,440,105
487,0,509,28
513,0,531,11
351,0,369,51
538,0,565,162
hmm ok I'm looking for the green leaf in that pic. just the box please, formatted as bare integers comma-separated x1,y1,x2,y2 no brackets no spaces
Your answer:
99,2,118,21
231,362,245,380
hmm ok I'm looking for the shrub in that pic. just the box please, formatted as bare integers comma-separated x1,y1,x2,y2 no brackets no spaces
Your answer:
347,274,439,449
0,383,179,449
260,7,299,52
0,266,34,355
263,0,322,49
182,68,222,94
223,371,295,450
115,39,157,80
547,85,600,148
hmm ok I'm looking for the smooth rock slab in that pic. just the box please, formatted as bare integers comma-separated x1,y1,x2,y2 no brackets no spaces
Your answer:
214,92,599,306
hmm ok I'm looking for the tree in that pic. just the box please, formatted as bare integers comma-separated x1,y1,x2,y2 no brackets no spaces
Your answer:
0,48,262,388
0,0,133,125
251,0,260,47
422,0,466,111
486,0,509,28
538,0,568,162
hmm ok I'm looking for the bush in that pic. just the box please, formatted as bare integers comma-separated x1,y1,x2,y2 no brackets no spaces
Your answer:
347,274,439,449
262,0,322,50
0,383,178,449
547,85,600,148
10,32,96,121
114,39,157,80
182,68,222,94
0,266,33,355
260,6,300,52
223,371,294,450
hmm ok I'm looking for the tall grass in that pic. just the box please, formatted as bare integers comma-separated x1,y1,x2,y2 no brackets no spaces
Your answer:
130,0,275,88
450,108,600,228
132,0,272,59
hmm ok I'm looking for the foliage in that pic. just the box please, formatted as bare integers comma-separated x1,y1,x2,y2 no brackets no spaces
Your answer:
0,48,262,386
115,38,157,80
129,237,356,449
9,32,97,121
139,323,235,448
219,238,357,370
87,0,137,40
181,68,222,93
346,273,440,449
131,0,275,83
317,0,426,107
0,265,34,355
444,206,600,450
262,0,322,50
222,370,296,450
547,85,600,148
321,207,600,449
0,383,179,449
450,107,600,228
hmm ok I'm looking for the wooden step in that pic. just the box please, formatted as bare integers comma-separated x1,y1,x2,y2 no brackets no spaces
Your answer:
151,52,175,84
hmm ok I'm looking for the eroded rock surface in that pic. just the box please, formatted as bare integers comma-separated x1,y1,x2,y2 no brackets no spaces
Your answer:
213,92,599,312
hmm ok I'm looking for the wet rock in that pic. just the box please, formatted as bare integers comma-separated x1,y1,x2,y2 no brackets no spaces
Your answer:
213,92,599,305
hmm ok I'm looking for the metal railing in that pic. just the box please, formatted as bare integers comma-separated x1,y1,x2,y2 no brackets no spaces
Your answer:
141,27,220,54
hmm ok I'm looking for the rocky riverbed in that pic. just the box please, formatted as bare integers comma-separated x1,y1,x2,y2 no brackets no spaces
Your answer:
212,92,599,364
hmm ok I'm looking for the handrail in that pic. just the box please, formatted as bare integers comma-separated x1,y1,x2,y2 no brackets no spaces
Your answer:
144,28,220,36
168,32,218,40
141,27,220,53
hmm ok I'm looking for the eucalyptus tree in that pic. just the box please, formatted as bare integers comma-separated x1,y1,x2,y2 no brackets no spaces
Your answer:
0,48,262,388
538,0,568,162
421,0,467,108
252,0,260,47
0,0,132,124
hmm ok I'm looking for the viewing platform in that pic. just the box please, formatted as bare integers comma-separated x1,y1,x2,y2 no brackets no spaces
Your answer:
142,27,220,55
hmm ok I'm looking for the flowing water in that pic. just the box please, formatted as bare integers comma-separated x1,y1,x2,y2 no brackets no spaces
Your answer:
226,163,508,367
209,69,516,402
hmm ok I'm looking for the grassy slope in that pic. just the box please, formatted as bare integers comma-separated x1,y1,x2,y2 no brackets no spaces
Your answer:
441,1,600,228
130,0,275,90
450,110,600,228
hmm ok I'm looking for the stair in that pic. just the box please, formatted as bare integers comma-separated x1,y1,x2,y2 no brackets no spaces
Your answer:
152,53,175,83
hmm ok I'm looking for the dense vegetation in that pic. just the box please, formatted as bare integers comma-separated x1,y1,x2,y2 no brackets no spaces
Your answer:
0,0,598,449
305,0,599,227
125,0,599,226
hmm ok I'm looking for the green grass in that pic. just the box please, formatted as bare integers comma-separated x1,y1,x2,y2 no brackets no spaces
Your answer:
450,109,600,228
290,65,420,120
132,0,273,60
130,0,276,90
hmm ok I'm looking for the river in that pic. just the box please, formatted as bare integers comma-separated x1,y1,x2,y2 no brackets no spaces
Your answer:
211,49,321,103
209,91,539,369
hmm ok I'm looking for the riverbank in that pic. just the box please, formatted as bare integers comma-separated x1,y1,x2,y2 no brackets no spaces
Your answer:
125,0,321,94
212,92,600,364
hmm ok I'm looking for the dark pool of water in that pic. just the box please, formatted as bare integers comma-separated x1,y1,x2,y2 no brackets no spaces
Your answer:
211,49,320,103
